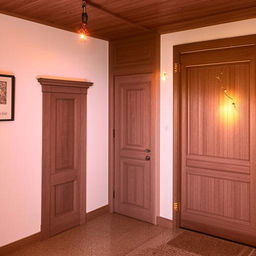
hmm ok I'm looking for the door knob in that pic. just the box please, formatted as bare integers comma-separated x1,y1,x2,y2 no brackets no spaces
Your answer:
144,149,151,153
145,155,151,161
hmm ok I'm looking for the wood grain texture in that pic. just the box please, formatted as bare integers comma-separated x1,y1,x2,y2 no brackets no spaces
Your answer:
55,99,75,170
110,34,158,75
188,63,250,160
109,34,160,224
173,45,182,229
1,0,256,40
38,78,92,238
174,35,256,246
114,74,153,223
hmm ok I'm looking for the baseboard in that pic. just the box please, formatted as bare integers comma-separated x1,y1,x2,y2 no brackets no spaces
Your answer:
86,205,109,221
157,216,173,229
0,205,109,256
0,232,41,256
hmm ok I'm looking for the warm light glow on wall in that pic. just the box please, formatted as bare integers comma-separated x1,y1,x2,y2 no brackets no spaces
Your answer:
161,72,167,81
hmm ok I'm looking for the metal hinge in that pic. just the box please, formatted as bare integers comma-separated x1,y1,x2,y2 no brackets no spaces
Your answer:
113,190,116,199
113,129,115,138
174,63,181,73
173,202,180,212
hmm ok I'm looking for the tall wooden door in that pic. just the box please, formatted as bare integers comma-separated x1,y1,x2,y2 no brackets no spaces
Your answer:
179,41,256,245
114,74,156,223
38,78,92,238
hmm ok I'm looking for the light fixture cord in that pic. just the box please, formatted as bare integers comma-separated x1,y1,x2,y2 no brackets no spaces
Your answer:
82,0,86,12
82,0,88,25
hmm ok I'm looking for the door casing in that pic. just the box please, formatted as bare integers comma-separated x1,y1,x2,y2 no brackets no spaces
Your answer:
39,78,93,239
173,34,256,230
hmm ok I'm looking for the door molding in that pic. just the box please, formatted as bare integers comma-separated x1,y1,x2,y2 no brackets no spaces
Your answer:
38,78,93,239
108,34,160,223
173,34,256,229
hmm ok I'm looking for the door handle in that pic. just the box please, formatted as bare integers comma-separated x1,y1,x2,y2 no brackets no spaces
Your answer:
144,149,151,153
145,155,151,161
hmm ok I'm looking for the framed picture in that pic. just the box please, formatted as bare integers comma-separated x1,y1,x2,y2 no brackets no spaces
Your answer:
0,74,15,121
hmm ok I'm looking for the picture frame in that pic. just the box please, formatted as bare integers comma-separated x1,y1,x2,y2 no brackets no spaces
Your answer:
0,74,15,121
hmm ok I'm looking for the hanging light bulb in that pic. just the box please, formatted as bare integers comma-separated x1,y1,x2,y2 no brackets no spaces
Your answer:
79,0,89,40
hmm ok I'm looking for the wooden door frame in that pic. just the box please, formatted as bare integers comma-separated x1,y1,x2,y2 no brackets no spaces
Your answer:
173,34,256,229
38,78,93,239
108,47,160,224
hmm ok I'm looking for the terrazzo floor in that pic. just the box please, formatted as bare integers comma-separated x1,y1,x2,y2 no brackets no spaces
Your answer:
4,213,255,256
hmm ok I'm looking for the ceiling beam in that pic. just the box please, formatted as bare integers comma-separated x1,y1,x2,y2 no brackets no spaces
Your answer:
87,1,155,33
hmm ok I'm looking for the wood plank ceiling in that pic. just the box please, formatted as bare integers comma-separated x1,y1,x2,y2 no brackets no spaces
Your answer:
0,0,256,40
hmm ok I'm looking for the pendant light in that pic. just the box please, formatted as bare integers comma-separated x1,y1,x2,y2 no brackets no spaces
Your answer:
79,0,89,40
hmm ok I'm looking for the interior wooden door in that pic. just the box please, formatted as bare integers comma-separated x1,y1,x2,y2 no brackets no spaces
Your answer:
38,78,92,238
114,74,155,223
179,42,256,245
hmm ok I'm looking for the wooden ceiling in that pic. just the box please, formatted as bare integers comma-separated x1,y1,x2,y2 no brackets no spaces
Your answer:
1,0,256,40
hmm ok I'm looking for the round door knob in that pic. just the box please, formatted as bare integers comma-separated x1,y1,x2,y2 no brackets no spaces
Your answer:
145,155,151,161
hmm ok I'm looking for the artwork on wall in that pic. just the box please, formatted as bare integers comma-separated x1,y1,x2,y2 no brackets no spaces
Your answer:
0,74,15,121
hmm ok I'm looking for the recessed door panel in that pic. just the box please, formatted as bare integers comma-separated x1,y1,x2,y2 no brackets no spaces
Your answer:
54,180,76,216
186,169,250,223
55,99,75,171
188,63,250,160
120,159,150,209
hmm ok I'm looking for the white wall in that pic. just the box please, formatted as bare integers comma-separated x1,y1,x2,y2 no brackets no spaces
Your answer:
0,14,108,246
160,18,256,220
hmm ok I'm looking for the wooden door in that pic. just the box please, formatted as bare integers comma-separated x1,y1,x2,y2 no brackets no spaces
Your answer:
114,74,155,223
38,78,92,238
179,42,256,245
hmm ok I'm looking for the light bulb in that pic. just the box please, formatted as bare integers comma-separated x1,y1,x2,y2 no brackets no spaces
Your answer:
80,33,87,40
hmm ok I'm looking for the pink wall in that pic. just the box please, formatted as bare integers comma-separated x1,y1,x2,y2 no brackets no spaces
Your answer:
0,14,109,246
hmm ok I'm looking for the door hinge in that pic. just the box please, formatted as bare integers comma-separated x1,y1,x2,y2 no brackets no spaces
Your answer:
173,202,180,212
113,190,116,199
174,63,181,73
113,129,115,139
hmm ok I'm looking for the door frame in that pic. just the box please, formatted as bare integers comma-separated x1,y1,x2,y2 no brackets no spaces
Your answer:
39,78,93,239
108,65,160,224
173,34,256,229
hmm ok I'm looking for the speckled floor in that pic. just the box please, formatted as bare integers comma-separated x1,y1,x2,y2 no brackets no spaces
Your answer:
6,213,255,256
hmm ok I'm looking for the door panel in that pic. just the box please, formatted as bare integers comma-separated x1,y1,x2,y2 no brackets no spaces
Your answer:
180,45,256,245
188,63,250,160
120,159,150,210
55,98,75,170
114,74,154,223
